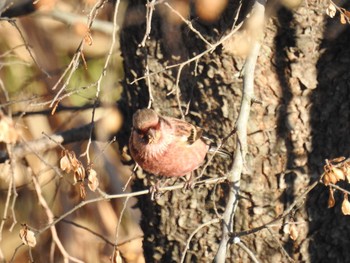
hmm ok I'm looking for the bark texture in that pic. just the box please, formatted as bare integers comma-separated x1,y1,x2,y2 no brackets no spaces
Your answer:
119,0,350,262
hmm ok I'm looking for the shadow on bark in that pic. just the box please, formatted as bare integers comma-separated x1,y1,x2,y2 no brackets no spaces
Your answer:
308,8,350,263
273,6,297,257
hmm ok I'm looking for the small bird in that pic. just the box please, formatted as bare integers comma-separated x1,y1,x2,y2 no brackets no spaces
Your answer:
129,108,230,178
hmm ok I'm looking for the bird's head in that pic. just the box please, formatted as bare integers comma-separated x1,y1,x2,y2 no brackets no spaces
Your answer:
132,109,161,144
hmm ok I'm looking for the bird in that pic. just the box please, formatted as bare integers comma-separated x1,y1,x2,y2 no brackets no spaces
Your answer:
129,108,231,178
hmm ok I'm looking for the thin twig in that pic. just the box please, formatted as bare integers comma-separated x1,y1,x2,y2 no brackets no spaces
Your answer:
61,219,114,246
31,173,84,263
146,63,154,108
7,144,18,232
82,0,121,164
236,240,260,263
0,161,14,257
180,218,220,263
112,196,130,259
163,2,212,47
329,182,350,195
49,0,108,108
130,21,244,85
0,120,96,163
233,178,320,238
36,176,226,237
7,19,50,77
265,225,295,263
140,0,157,47
42,8,115,35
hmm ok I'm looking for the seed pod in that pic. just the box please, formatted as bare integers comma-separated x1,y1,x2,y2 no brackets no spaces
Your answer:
341,194,350,215
332,167,345,181
328,187,335,208
289,224,299,241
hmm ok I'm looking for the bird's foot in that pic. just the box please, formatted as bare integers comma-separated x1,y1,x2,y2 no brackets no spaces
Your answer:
182,174,194,190
150,183,161,200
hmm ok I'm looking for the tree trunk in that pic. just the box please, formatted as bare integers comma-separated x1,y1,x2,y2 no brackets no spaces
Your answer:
119,0,350,262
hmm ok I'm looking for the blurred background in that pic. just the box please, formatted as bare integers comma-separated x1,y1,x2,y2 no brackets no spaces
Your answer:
0,1,145,262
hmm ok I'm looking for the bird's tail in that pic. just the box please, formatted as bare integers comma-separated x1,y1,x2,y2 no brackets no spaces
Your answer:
208,145,232,159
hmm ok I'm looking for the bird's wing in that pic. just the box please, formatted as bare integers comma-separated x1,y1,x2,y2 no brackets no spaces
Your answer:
162,117,203,145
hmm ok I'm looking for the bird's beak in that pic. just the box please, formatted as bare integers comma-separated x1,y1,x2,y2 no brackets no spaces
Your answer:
146,129,157,144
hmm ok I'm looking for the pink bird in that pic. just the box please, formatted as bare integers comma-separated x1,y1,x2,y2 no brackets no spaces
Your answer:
129,108,230,178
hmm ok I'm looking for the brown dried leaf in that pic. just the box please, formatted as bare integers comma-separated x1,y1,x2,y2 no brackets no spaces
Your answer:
328,187,335,208
19,225,37,247
74,164,86,184
68,151,80,170
289,223,298,241
323,172,331,186
345,10,350,19
60,154,71,173
331,156,346,163
323,171,338,185
341,193,350,215
326,3,337,18
332,167,345,181
80,183,86,199
345,166,350,183
84,32,93,46
88,169,99,192
112,249,123,263
60,150,79,173
340,13,347,24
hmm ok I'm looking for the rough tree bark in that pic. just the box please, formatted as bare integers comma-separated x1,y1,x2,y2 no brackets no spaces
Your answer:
118,0,350,262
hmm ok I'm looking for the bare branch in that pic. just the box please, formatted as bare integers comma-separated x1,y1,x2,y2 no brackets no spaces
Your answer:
214,1,266,261
31,173,84,263
0,122,94,163
180,218,220,263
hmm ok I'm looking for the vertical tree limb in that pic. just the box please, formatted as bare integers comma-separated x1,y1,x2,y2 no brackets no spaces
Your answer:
214,2,265,261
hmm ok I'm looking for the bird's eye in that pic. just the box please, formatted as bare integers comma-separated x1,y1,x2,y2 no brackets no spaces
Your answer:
136,128,147,136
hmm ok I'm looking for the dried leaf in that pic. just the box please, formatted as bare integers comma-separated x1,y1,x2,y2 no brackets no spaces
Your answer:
323,172,331,186
323,171,338,185
345,167,350,183
341,193,350,215
84,32,93,46
331,156,346,163
60,154,71,173
74,164,86,184
80,183,86,199
19,225,37,247
326,3,337,18
112,249,123,263
340,13,346,24
328,187,335,208
289,223,298,241
88,169,99,192
68,152,80,170
60,150,79,174
332,167,345,181
344,10,350,19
